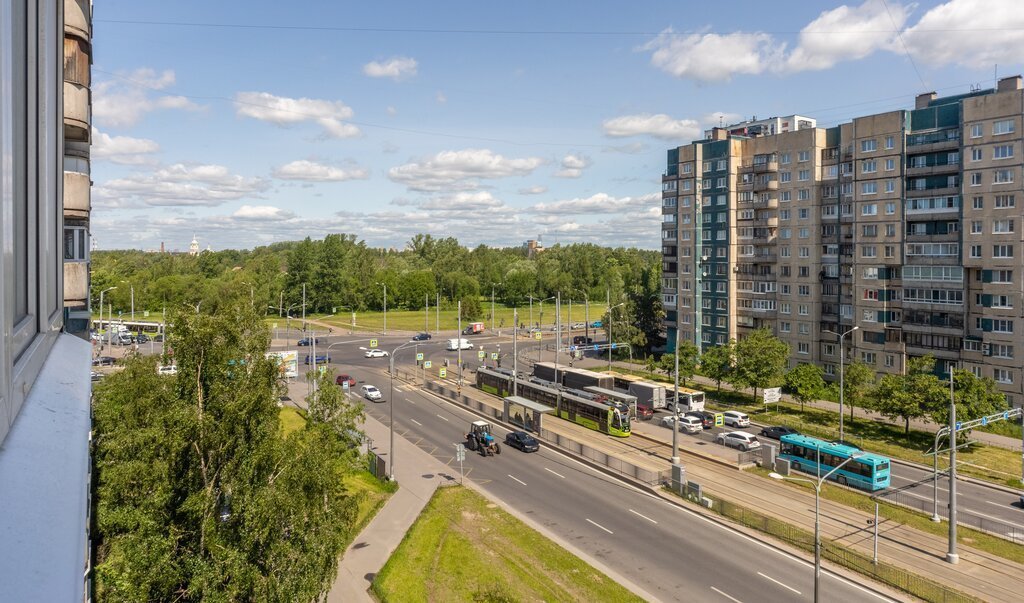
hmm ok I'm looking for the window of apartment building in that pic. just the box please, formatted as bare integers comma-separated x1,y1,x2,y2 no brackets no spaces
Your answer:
906,242,959,256
994,219,1014,234
970,196,983,210
992,344,1014,359
905,288,964,304
780,190,792,202
971,123,983,138
885,201,896,214
682,180,692,191
798,285,810,296
682,163,694,174
781,284,791,295
994,194,1015,208
795,208,807,220
703,161,712,172
861,352,876,364
863,309,876,322
885,136,895,149
714,316,726,328
716,177,726,188
994,119,1015,135
994,144,1015,159
969,148,983,162
780,265,791,277
797,189,810,201
797,266,809,277
799,247,810,258
716,247,727,258
990,294,1013,308
717,212,727,223
992,319,1014,333
780,171,792,183
882,159,894,172
821,205,837,218
970,172,982,186
798,150,810,162
798,304,809,315
884,245,895,258
862,245,877,258
63,227,89,262
970,220,983,234
681,231,692,241
861,182,877,195
862,224,878,237
884,180,895,193
717,160,727,171
970,244,982,258
885,224,896,237
717,194,727,206
702,229,711,241
824,363,836,375
703,212,713,224
716,299,728,311
797,342,809,355
994,169,1014,184
702,297,712,310
993,244,1014,258
780,227,792,239
702,195,712,207
824,165,838,179
780,321,791,333
862,203,877,215
798,323,810,335
780,208,792,220
798,169,810,181
780,246,791,257
716,230,726,240
716,282,726,293
861,139,877,152
994,368,1013,384
862,160,876,174
798,227,809,239
780,302,791,314
681,195,692,207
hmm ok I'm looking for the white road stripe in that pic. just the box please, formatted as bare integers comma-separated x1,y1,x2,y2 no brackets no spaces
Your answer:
586,518,613,534
436,414,449,422
507,474,527,486
758,571,801,595
710,586,743,602
887,490,1024,529
410,419,422,427
544,467,566,479
629,508,658,524
986,499,1015,508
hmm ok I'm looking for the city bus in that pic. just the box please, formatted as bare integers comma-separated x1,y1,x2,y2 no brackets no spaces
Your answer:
668,385,705,413
778,434,891,491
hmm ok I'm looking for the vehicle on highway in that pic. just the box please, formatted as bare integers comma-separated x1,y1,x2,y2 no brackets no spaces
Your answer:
157,365,177,375
570,322,586,330
635,405,654,421
463,322,485,335
92,356,116,366
466,420,500,456
667,385,706,414
685,410,715,429
297,337,321,346
504,431,540,452
336,374,356,387
411,332,431,341
364,349,389,358
661,415,702,434
360,384,383,402
779,434,891,491
447,338,473,351
304,353,331,364
135,333,150,344
115,332,134,345
572,335,593,345
590,320,603,328
760,425,799,440
722,410,750,428
716,431,761,451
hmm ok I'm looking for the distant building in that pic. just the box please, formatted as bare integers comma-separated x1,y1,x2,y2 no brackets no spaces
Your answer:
190,234,200,256
523,239,544,258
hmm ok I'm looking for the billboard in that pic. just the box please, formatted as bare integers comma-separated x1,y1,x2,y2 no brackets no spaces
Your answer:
267,350,299,379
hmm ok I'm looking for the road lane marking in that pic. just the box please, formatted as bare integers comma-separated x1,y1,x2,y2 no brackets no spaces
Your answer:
508,474,527,486
629,509,658,524
544,467,566,479
586,518,613,534
710,586,742,602
410,419,423,426
888,492,1024,529
436,414,449,422
758,572,801,595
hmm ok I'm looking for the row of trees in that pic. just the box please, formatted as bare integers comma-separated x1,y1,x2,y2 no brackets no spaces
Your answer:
92,303,367,601
662,329,1008,434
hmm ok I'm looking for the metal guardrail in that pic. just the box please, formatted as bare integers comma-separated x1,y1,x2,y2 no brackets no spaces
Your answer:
875,485,1024,545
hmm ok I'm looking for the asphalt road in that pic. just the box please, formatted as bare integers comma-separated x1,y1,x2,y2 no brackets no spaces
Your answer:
288,344,894,603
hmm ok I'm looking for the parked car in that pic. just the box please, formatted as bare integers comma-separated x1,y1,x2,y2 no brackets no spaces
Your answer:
661,415,702,434
304,354,331,364
92,356,116,366
590,320,603,328
722,410,750,428
760,425,800,440
135,333,150,344
297,337,321,346
336,374,356,387
364,349,389,358
716,431,761,451
115,333,134,345
572,335,593,345
412,332,432,341
685,410,715,429
570,322,586,330
504,431,540,452
361,384,383,402
157,365,178,375
635,405,654,421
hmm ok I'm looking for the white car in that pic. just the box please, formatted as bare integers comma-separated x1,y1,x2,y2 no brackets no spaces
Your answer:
361,384,383,401
722,410,750,428
570,322,586,330
716,431,761,451
660,415,702,434
364,349,389,358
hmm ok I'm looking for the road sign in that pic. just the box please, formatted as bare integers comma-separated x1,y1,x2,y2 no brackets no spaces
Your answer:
714,413,724,428
455,444,465,462
439,367,447,378
955,421,962,431
534,331,542,340
1005,411,1010,420
490,352,498,360
272,322,278,329
592,344,600,351
981,416,988,426
144,311,150,317
370,339,378,348
416,352,424,361
424,360,432,369
610,343,617,349
478,351,485,359
763,387,782,405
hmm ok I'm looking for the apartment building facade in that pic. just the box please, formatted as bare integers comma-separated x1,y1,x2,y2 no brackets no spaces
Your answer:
662,77,1024,408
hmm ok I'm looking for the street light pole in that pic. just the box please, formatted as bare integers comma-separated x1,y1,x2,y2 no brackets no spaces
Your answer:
607,289,612,371
387,340,419,481
947,367,959,564
672,329,680,465
825,326,859,442
513,309,519,397
99,286,117,353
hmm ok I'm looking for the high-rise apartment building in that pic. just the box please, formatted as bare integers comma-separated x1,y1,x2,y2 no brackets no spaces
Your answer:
0,0,92,599
662,77,1024,408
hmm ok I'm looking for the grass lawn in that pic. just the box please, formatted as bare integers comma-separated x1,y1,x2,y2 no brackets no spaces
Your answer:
372,486,643,603
296,301,609,333
278,406,307,437
345,471,398,537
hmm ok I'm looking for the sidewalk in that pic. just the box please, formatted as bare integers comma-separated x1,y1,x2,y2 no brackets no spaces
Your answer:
326,413,457,602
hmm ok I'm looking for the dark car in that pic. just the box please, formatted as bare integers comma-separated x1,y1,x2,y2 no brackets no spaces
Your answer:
304,354,331,365
635,405,654,421
412,332,432,341
336,374,356,387
504,431,540,452
135,333,150,344
760,425,800,440
685,410,716,429
297,337,321,346
92,356,116,366
572,335,593,345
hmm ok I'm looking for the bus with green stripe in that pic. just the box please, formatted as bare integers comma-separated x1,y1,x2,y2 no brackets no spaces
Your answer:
779,434,891,491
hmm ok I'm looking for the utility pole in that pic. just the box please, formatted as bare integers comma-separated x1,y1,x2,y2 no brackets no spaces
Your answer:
425,293,429,333
457,300,463,388
513,309,519,397
554,293,561,386
302,283,307,336
436,292,440,334
672,329,680,465
279,290,283,317
491,284,497,331
607,288,612,372
947,368,959,564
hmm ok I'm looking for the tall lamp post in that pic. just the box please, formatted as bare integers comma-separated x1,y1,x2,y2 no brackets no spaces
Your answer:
376,282,388,335
98,286,117,352
608,302,626,372
361,340,419,481
770,452,865,603
119,281,135,322
490,282,501,331
824,326,859,442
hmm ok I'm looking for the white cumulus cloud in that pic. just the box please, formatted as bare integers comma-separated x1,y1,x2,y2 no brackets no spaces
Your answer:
387,149,544,192
94,163,270,208
363,56,418,80
641,29,783,83
528,192,660,216
234,91,361,138
91,127,160,165
786,0,907,72
603,114,702,140
232,205,296,220
93,68,203,128
555,154,591,178
518,185,548,195
273,160,369,182
903,0,1024,68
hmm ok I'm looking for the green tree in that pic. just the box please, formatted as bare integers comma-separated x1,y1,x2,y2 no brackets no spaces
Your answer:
871,356,946,434
930,369,1008,431
784,362,825,413
663,340,700,385
699,340,734,392
733,329,790,403
307,367,365,445
93,303,361,602
840,361,875,422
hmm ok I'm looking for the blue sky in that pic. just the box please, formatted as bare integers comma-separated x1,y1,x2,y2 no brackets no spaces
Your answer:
90,0,1024,252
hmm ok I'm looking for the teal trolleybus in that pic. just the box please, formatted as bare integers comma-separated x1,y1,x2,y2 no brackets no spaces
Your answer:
778,434,891,491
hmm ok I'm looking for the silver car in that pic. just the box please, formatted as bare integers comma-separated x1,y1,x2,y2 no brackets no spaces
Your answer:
715,431,761,451
361,384,383,402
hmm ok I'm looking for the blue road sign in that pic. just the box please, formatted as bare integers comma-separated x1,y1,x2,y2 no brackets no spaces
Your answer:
592,344,600,351
1004,411,1010,420
610,343,617,349
981,416,988,426
955,421,962,431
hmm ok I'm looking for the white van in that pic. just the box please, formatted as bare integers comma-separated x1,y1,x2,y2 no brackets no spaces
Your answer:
447,338,474,351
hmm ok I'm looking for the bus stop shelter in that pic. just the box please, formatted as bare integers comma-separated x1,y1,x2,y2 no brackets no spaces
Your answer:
503,395,553,433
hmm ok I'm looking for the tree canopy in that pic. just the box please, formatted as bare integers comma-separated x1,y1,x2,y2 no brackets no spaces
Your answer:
732,329,790,402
